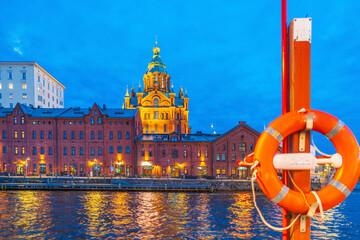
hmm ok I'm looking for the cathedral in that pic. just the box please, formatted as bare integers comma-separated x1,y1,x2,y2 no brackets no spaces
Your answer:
124,43,190,134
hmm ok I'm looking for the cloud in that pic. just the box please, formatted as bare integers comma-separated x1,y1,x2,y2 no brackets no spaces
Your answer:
13,47,23,55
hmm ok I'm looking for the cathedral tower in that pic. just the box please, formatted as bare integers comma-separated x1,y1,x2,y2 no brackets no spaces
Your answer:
124,43,190,134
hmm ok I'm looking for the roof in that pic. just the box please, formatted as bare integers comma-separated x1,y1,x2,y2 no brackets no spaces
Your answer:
0,103,138,119
136,132,220,142
214,122,261,141
175,97,184,106
146,45,167,74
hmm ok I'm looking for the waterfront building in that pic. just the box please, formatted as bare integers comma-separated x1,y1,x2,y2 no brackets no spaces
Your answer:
0,103,141,176
0,62,65,108
124,43,190,134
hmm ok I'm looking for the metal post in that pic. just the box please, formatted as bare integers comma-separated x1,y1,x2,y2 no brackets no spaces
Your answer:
167,159,170,179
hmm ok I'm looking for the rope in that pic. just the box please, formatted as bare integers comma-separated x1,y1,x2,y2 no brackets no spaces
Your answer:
311,191,325,221
243,152,255,165
251,168,301,232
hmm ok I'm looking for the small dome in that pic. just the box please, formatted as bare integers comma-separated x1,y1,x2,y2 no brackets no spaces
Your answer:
146,42,167,74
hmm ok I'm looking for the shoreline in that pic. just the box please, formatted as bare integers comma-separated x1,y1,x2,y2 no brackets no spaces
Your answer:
0,176,322,192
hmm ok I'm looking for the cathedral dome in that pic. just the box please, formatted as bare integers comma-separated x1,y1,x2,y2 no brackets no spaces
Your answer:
146,42,167,74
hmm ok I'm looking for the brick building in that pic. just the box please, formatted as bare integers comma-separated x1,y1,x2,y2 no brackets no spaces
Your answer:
0,103,141,176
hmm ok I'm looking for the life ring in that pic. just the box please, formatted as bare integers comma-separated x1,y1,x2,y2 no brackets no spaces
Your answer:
253,109,360,214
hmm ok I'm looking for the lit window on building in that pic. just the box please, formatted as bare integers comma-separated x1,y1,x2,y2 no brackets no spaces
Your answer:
64,164,67,172
162,166,166,175
184,167,188,175
216,167,220,175
222,166,226,175
232,167,236,175
22,83,27,89
197,150,201,158
205,151,208,158
14,131,18,139
21,131,24,139
21,117,24,124
21,147,25,155
184,150,187,158
9,93,13,99
9,83,13,89
239,143,246,152
216,154,220,161
14,146,18,155
0,83,2,89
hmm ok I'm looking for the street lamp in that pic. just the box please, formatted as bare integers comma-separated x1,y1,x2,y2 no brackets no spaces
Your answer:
25,157,29,177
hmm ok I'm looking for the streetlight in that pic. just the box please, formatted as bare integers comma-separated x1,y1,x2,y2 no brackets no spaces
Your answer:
167,159,170,179
25,157,29,177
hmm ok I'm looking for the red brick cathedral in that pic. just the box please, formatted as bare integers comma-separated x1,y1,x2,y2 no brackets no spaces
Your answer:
0,44,260,178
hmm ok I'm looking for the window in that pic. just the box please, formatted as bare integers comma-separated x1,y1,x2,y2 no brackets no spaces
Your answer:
223,145,226,151
197,150,201,158
80,147,84,155
22,72,26,80
232,167,236,175
117,146,122,153
98,117,101,125
71,147,75,155
91,131,94,139
32,131,36,139
184,150,187,158
164,124,167,133
9,83,13,89
33,164,37,172
14,117,17,124
154,98,159,107
2,131,6,139
14,146,18,155
171,137,177,142
162,166,166,175
22,83,27,89
80,131,83,139
3,146,6,154
222,166,226,175
172,150,178,158
80,165,84,173
239,143,246,152
216,167,220,175
250,144,254,151
41,147,44,155
232,143,236,151
14,131,18,139
126,132,130,139
71,131,75,139
90,118,94,125
21,147,25,155
232,153,236,161
205,151,208,158
94,109,97,116
98,131,102,139
63,131,67,139
49,131,52,139
109,146,114,154
222,154,226,161
184,167,188,175
91,148,95,155
149,150,152,157
118,131,122,139
49,164,53,172
41,131,44,139
154,111,159,119
8,71,12,79
109,131,113,139
162,150,166,157
64,147,67,155
49,147,52,155
21,117,25,124
22,93,27,99
141,150,145,157
21,131,24,139
216,154,220,161
64,164,67,172
32,147,36,155
126,146,130,154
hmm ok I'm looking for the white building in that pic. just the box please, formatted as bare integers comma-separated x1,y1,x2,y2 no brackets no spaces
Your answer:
0,62,65,108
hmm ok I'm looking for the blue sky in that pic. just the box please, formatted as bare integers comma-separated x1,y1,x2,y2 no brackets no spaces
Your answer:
1,0,359,152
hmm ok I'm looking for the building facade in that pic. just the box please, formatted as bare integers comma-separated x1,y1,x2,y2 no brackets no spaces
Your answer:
0,62,65,108
0,103,141,176
124,44,190,134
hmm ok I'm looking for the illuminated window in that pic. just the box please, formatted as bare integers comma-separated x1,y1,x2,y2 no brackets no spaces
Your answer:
14,131,18,139
0,83,2,89
239,143,246,152
231,167,236,175
14,146,18,155
162,166,166,175
21,131,24,139
184,150,187,158
216,167,220,175
21,117,25,124
64,164,67,172
14,117,17,124
9,83,13,89
184,167,188,175
222,166,226,175
22,83,27,89
21,147,25,155
197,150,201,158
216,154,220,161
205,151,208,158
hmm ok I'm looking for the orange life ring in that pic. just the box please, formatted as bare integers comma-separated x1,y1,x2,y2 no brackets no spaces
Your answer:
254,109,360,214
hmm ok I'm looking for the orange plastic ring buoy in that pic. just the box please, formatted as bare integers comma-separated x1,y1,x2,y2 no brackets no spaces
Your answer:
254,109,360,214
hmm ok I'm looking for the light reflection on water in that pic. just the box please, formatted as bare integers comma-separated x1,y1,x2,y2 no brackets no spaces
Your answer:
0,190,359,239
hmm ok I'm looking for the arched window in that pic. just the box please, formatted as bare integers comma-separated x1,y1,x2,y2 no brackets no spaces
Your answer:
154,98,159,107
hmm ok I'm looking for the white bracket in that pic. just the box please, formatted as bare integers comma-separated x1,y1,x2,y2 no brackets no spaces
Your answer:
299,132,306,152
300,215,307,232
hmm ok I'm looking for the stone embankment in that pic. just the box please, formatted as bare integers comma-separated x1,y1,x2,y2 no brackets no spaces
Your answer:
0,176,321,192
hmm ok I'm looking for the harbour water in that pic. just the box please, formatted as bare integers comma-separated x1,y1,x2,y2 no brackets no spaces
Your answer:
0,189,359,239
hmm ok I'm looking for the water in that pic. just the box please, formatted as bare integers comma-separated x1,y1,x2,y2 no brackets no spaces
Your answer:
0,190,359,239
